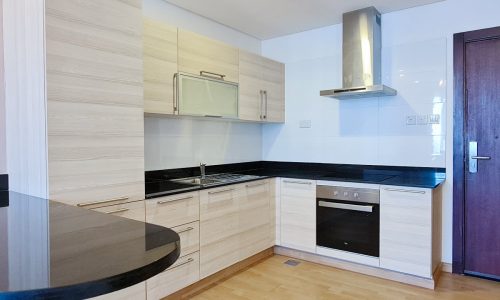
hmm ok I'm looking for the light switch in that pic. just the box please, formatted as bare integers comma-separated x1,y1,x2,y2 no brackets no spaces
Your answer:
406,115,417,125
428,114,440,124
417,115,428,125
299,120,312,128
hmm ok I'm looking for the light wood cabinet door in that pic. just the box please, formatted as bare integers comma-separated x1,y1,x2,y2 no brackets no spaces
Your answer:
45,0,144,206
171,221,200,258
239,180,273,260
379,186,433,278
199,185,242,278
262,57,285,123
145,192,200,228
90,282,146,300
143,17,177,115
239,51,264,121
146,252,200,300
280,178,316,252
178,29,239,83
92,200,145,222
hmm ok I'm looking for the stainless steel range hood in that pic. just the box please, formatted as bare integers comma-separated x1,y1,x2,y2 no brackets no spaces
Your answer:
320,7,396,99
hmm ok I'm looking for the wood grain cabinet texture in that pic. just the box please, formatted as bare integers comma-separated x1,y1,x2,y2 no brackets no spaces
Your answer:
379,185,442,279
92,200,145,222
45,0,145,206
178,29,239,83
239,50,285,123
280,178,316,253
143,17,177,115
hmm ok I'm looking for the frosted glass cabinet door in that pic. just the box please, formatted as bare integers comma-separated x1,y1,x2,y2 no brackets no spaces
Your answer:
177,74,238,118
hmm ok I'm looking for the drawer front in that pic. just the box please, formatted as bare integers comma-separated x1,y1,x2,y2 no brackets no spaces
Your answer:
146,192,199,228
281,178,315,197
147,252,200,299
92,200,145,222
172,221,200,257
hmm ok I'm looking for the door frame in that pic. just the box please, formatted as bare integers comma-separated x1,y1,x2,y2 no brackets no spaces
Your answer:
453,26,500,274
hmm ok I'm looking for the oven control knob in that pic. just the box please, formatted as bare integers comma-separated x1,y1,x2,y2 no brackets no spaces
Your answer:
353,192,359,199
343,191,349,197
333,191,339,196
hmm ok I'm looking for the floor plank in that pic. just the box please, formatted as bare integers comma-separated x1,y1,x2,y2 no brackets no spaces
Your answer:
191,255,500,300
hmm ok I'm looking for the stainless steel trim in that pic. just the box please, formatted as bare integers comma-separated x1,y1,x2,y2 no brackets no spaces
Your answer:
283,180,312,185
77,196,130,208
104,208,130,214
208,188,234,195
264,90,268,120
246,181,267,188
157,195,194,204
175,227,194,234
168,257,195,270
468,141,491,173
317,185,379,204
318,201,373,213
173,73,178,113
384,188,425,194
471,156,492,160
200,70,226,80
259,90,264,120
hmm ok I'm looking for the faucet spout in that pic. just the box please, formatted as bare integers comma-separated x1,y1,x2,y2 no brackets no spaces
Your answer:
200,163,206,179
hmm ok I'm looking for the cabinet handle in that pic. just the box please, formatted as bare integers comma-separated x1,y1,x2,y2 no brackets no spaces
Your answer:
208,188,234,195
175,227,194,234
283,180,312,185
173,73,178,113
104,208,130,214
78,196,130,208
168,257,194,270
157,195,194,205
384,188,426,194
200,71,225,80
260,90,264,120
264,90,268,120
246,181,267,188
204,115,223,118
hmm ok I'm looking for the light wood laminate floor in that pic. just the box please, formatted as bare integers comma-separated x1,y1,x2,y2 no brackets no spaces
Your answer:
191,255,500,300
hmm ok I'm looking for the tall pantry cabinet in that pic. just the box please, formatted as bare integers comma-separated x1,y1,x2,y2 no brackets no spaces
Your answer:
3,0,145,203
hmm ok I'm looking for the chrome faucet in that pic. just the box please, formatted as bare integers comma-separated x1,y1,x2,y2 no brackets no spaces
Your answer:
200,163,206,179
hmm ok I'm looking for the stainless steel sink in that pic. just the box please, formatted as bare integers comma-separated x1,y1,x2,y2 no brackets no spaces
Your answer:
171,173,263,187
173,177,222,186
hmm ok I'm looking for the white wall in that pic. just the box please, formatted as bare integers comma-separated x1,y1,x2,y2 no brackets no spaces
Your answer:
143,0,263,170
0,0,6,175
261,0,500,264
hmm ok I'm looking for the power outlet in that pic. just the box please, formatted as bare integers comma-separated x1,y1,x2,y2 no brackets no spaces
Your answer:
406,115,417,125
299,120,312,128
428,114,440,124
417,115,428,125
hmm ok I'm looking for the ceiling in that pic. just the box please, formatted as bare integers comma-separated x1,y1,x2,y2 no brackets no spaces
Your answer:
164,0,445,39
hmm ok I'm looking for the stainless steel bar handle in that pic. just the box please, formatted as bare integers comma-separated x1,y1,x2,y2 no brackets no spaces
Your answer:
246,181,266,188
264,90,268,120
175,227,194,234
204,115,223,118
469,141,491,173
259,90,264,120
318,201,373,213
283,180,312,185
200,71,226,80
168,257,194,270
105,208,130,214
384,188,426,194
77,196,130,208
173,73,178,113
208,188,234,195
157,195,194,205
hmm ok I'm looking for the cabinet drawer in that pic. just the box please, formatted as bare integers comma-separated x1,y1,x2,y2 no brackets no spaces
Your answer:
92,200,145,222
147,252,200,300
281,178,315,197
146,192,199,228
172,221,199,257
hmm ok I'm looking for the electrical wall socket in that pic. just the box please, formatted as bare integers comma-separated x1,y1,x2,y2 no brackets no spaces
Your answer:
406,115,417,125
428,114,440,124
299,120,312,128
417,115,428,125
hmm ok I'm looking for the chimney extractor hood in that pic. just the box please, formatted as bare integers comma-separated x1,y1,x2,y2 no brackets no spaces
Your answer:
320,7,397,99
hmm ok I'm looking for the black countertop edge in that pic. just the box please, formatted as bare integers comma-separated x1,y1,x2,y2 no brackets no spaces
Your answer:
145,161,446,198
0,174,8,191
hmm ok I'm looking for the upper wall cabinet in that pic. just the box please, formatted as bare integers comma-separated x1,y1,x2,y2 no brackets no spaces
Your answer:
178,29,239,83
143,17,177,115
239,50,285,123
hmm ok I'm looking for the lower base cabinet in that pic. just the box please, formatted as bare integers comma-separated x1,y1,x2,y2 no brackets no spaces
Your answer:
146,252,200,299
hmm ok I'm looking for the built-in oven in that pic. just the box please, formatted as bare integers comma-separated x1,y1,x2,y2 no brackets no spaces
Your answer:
316,184,380,257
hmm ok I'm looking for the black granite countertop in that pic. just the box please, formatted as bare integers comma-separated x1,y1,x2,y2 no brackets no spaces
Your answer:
0,192,180,299
145,161,446,198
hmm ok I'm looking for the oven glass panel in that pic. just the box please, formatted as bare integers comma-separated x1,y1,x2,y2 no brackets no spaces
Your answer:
316,199,379,257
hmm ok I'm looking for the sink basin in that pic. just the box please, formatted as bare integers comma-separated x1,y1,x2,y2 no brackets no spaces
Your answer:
172,177,222,186
171,173,263,187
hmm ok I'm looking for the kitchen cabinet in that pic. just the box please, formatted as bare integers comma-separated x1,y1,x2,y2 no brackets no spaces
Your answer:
92,200,145,222
43,0,145,206
280,178,316,252
178,29,239,83
239,50,285,122
145,191,200,228
143,17,177,115
379,185,442,278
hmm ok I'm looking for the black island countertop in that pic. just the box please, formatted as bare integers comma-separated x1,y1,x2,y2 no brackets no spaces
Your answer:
146,161,446,198
0,192,180,299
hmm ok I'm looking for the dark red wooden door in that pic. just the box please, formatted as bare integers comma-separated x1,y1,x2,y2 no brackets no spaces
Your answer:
464,37,500,279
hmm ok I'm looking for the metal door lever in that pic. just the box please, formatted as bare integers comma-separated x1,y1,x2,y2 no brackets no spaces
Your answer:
469,141,491,173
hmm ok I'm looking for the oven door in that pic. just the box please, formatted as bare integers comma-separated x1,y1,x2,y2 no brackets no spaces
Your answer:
316,199,379,257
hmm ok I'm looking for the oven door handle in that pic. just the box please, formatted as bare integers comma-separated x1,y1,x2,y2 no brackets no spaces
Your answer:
318,201,373,213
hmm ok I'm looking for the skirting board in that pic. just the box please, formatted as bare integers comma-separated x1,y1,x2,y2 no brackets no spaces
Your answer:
274,246,440,289
441,262,452,273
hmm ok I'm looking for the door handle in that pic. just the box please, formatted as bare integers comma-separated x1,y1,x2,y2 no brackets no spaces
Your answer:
469,141,491,173
318,201,373,213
